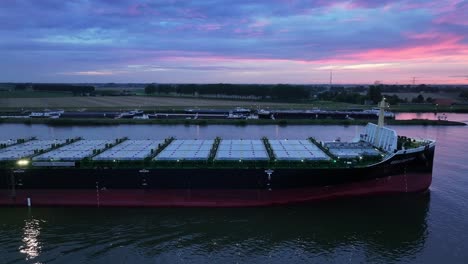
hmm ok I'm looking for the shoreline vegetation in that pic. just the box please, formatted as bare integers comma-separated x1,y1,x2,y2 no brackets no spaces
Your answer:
0,118,465,126
1,83,468,113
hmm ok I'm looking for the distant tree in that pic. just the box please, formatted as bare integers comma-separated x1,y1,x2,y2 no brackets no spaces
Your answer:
316,90,366,104
144,84,157,94
32,84,94,94
14,84,28,90
158,84,173,94
367,85,382,104
460,91,468,100
412,94,425,103
426,97,434,103
269,84,309,100
386,94,402,105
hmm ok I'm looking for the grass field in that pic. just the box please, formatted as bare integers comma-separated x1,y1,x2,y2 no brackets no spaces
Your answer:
1,92,467,112
0,96,303,110
0,89,347,110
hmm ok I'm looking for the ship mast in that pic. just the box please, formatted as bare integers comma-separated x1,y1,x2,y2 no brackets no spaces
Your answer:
374,97,388,146
377,97,387,128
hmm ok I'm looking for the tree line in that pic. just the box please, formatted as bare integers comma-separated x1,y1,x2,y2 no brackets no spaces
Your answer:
144,83,454,104
317,85,440,105
32,84,95,94
145,83,311,100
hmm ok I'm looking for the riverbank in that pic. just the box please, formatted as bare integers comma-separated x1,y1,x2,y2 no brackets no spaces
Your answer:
1,95,468,113
0,118,465,126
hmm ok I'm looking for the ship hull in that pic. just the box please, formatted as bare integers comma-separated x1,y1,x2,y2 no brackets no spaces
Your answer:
0,145,434,207
1,172,430,207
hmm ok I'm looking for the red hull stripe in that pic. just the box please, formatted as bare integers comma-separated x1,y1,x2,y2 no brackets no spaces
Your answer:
0,173,431,207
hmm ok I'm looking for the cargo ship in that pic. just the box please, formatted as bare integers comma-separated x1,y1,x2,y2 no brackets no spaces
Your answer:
0,100,435,207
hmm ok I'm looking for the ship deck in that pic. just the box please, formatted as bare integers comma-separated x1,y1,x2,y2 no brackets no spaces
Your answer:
1,122,434,170
0,136,391,170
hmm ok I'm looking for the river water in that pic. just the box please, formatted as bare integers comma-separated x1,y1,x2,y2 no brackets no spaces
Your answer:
395,112,468,123
1,123,467,263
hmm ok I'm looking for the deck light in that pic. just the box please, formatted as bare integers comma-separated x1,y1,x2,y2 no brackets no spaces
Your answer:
17,159,29,166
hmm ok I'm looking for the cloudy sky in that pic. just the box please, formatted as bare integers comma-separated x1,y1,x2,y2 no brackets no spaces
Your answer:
1,0,467,84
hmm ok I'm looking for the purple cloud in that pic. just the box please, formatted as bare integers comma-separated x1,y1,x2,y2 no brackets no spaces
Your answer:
0,0,467,84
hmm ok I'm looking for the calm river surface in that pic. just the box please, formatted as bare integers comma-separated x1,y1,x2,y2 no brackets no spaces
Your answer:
1,124,467,263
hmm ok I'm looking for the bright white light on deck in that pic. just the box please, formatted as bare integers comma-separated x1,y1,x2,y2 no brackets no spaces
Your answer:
17,159,29,166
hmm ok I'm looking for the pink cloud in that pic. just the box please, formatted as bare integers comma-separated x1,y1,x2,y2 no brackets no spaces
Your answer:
406,32,443,40
435,4,468,25
351,36,468,61
310,35,468,65
150,54,313,66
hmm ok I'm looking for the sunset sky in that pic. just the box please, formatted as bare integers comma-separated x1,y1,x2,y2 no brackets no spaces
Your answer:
1,0,467,84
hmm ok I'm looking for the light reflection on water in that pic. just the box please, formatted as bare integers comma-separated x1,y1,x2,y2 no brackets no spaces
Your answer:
395,112,468,123
19,217,43,261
